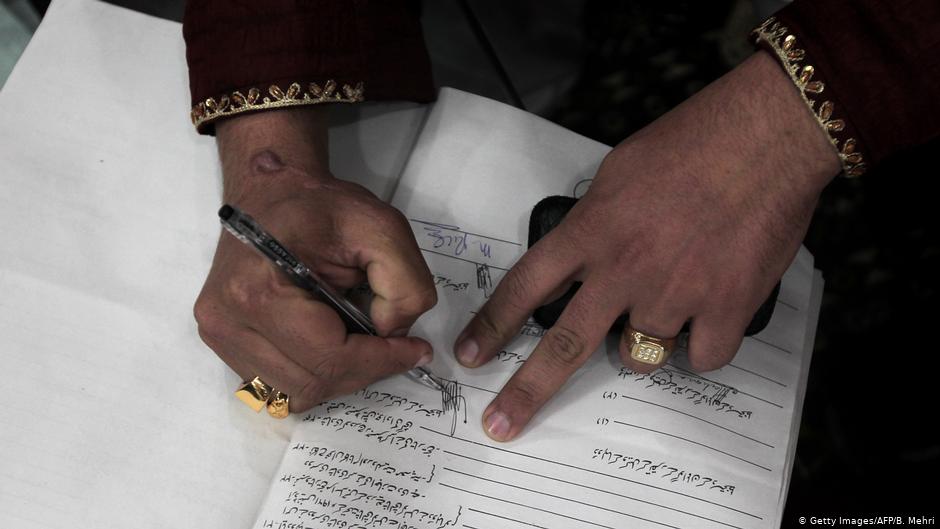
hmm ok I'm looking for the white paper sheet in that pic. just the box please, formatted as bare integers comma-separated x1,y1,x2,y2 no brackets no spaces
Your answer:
0,1,425,527
250,89,823,529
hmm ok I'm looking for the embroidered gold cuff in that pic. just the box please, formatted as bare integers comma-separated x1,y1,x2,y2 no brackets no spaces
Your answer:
752,18,866,177
190,80,365,131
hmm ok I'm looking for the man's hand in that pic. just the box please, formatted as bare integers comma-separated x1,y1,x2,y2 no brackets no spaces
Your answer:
194,107,437,412
455,51,842,441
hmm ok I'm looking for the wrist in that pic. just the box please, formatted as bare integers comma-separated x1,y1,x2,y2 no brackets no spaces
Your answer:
601,49,842,222
739,50,842,192
216,107,333,204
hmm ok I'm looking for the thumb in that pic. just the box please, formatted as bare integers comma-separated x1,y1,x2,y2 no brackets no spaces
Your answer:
336,334,434,391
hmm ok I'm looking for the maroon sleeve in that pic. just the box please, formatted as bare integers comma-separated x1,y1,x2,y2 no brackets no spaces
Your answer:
183,0,434,134
752,0,940,176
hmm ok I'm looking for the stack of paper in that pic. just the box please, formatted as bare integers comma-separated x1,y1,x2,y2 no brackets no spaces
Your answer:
0,2,821,528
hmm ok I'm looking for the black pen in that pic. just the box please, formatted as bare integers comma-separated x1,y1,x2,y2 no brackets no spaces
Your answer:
218,204,444,392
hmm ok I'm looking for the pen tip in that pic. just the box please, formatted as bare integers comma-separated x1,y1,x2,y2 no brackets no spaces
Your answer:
218,204,234,220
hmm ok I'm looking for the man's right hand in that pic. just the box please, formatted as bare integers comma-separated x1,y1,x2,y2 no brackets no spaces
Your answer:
193,107,437,413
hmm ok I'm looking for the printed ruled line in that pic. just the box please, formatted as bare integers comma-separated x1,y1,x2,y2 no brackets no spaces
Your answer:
612,421,772,472
445,454,746,529
410,218,522,246
775,298,799,311
747,335,795,355
465,525,540,529
617,395,774,448
468,508,551,528
726,363,787,388
420,426,762,520
440,483,682,529
420,248,510,271
445,469,698,529
459,381,499,395
664,365,783,409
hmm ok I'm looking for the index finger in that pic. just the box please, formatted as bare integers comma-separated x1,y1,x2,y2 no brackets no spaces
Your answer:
482,282,622,441
353,209,439,336
454,237,578,367
250,293,433,391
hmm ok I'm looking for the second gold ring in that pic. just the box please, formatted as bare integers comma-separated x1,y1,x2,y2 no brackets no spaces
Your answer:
266,391,290,419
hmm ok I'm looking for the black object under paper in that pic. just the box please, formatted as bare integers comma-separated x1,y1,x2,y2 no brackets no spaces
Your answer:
527,196,779,336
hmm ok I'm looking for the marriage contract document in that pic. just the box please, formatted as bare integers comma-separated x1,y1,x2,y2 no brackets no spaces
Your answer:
248,89,823,529
0,1,821,528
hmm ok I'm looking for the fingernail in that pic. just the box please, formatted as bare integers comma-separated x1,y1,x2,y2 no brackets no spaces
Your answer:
484,410,511,441
415,351,433,368
391,327,410,337
456,338,479,366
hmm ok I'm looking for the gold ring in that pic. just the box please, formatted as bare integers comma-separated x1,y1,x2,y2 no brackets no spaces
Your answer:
235,376,273,412
624,326,677,365
266,391,290,419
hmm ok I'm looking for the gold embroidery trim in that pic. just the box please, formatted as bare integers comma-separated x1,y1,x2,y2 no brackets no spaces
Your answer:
190,80,365,130
752,17,866,177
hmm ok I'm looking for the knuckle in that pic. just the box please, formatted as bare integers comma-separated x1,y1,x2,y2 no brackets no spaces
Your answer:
196,324,220,350
505,377,543,411
542,325,586,367
221,269,289,314
220,275,254,311
396,285,439,316
193,298,227,344
479,266,540,328
611,231,648,265
474,306,510,343
420,285,439,311
708,277,741,310
385,205,410,228
504,264,539,306
569,206,607,242
364,202,408,234
308,354,344,381
629,312,682,340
